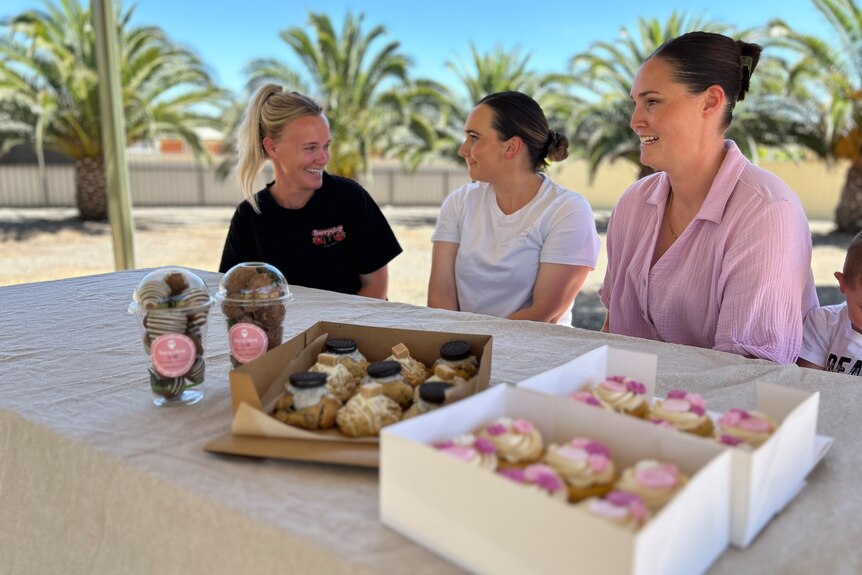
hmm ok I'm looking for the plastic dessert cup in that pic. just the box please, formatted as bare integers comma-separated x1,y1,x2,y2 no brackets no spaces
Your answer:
215,262,293,368
129,267,213,406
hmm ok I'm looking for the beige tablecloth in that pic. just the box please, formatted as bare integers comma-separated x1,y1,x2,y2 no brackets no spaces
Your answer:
0,269,859,574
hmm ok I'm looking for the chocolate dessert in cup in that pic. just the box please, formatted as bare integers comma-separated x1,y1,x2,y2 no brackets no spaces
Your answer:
128,267,213,406
215,262,293,368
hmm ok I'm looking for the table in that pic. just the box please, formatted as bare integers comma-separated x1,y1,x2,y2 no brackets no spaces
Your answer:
1,269,859,574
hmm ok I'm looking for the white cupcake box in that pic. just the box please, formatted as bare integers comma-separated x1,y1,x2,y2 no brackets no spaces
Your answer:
517,345,831,548
380,384,731,575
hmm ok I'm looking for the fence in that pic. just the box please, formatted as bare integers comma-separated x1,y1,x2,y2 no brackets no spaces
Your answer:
0,157,845,219
0,162,472,209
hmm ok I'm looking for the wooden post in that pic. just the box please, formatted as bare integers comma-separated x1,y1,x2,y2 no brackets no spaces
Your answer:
93,0,135,269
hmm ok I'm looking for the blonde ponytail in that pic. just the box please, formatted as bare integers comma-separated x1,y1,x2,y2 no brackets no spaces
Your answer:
236,84,324,213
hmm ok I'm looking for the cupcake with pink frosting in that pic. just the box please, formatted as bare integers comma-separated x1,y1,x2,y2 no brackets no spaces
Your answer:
477,417,544,468
543,437,616,502
649,418,676,431
568,388,610,410
715,408,777,448
592,376,649,418
716,433,755,452
433,433,499,471
649,390,715,437
614,459,689,511
496,463,568,501
581,490,651,531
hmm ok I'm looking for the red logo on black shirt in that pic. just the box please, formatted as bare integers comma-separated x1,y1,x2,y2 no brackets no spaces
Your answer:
312,225,346,247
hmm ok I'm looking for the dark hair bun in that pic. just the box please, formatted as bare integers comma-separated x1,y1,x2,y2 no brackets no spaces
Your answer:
546,131,570,162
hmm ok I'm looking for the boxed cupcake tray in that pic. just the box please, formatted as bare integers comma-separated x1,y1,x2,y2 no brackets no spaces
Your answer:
517,345,832,548
380,384,732,575
203,321,493,467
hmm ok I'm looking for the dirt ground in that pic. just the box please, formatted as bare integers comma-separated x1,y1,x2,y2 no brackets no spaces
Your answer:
0,206,849,330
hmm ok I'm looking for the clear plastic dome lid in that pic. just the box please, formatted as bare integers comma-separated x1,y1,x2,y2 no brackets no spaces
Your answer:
129,267,213,314
215,262,293,305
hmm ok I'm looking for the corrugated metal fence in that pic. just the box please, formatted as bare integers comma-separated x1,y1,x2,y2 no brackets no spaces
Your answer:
0,162,472,208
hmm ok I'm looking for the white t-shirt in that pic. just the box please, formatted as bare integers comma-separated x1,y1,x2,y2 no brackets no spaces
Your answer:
799,304,862,375
432,175,600,326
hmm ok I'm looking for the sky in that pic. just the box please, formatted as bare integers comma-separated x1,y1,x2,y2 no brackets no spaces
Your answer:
1,0,835,97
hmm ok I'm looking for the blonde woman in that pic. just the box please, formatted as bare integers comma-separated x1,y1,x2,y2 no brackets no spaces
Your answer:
219,84,401,298
428,91,600,325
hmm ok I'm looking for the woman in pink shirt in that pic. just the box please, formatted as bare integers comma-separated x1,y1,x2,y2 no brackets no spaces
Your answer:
599,31,818,363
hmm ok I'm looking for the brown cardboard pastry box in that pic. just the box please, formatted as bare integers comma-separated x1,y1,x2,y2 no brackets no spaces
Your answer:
204,321,493,467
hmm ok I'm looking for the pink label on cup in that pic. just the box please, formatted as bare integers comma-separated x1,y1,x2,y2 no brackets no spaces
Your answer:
229,323,269,363
151,334,196,377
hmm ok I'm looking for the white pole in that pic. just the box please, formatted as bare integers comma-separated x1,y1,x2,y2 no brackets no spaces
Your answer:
93,0,135,269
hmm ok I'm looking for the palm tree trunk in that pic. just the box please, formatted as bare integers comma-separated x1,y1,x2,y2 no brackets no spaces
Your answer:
834,160,862,234
75,156,108,221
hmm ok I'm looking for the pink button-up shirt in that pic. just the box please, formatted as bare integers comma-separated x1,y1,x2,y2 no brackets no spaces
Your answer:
599,141,818,363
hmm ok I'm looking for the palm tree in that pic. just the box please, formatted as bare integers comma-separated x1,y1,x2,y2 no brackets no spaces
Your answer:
241,11,442,181
564,12,812,184
437,43,573,163
0,0,226,220
448,44,548,105
565,13,729,181
767,0,862,232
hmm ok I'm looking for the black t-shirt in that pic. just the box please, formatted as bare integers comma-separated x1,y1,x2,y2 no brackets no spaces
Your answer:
219,173,402,295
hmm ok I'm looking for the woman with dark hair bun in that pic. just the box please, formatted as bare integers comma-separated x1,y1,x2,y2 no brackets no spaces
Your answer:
599,31,818,363
428,91,600,325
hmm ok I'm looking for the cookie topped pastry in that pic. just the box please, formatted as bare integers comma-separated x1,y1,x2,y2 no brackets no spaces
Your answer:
403,381,453,420
361,360,413,409
386,343,429,388
273,371,341,430
336,382,402,437
309,352,357,403
423,363,467,387
324,338,369,384
433,340,480,381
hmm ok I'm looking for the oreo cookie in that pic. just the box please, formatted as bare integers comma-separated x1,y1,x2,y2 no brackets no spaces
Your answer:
289,371,328,388
418,382,453,405
325,338,358,355
439,340,471,361
366,360,403,379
